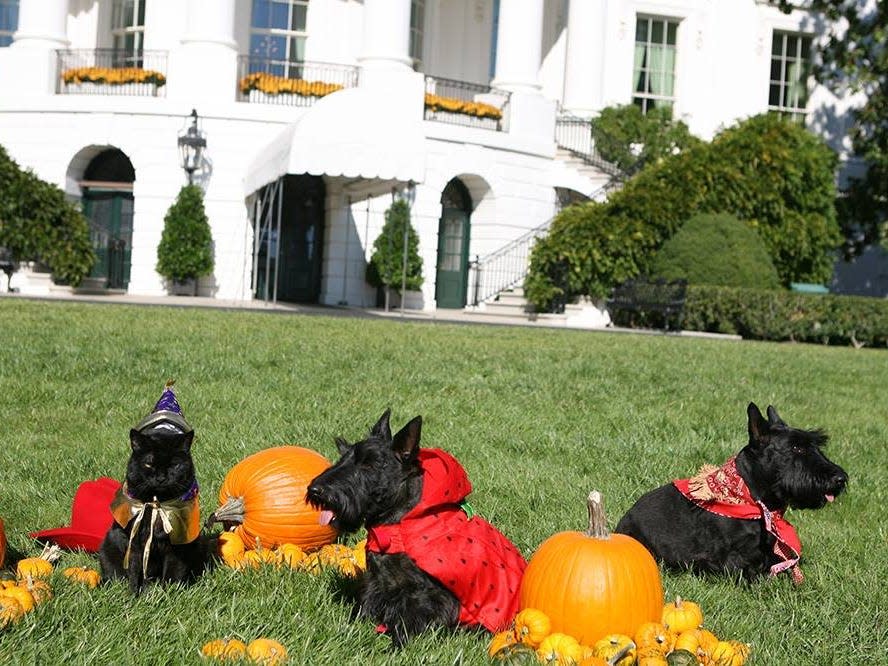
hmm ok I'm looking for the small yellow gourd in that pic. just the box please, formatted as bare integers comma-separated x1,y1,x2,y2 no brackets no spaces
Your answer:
487,629,517,658
634,622,676,655
0,595,24,628
21,576,52,605
661,596,703,633
218,531,246,567
593,634,636,666
246,638,288,665
63,566,101,588
513,607,552,648
16,544,61,580
275,543,305,569
200,638,247,659
0,586,34,613
537,632,582,665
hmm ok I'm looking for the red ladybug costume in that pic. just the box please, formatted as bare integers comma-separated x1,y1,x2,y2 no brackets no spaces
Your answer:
366,448,527,632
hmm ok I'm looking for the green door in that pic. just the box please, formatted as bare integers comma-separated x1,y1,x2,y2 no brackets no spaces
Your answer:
435,180,472,309
83,190,133,290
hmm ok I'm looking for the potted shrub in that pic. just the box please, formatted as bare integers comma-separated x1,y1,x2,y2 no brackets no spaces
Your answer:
156,184,214,295
366,199,423,309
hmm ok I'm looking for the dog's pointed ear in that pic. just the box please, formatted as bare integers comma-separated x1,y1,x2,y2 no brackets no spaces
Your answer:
130,428,146,452
335,436,351,456
747,402,771,445
178,430,194,453
766,405,786,427
392,416,422,462
370,409,392,441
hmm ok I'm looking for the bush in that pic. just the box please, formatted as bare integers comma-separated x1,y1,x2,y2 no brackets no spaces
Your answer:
526,114,841,310
0,144,94,285
366,199,423,292
682,285,888,347
156,184,214,282
651,213,781,289
590,104,702,173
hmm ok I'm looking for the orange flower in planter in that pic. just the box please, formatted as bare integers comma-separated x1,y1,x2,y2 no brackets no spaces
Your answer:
61,67,166,87
239,72,343,97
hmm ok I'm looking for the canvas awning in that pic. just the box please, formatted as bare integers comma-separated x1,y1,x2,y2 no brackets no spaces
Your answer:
244,86,427,194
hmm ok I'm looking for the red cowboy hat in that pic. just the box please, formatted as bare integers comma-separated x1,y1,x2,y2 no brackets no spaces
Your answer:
30,477,121,552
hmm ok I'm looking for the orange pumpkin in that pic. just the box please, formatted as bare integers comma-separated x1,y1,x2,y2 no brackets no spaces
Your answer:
518,490,663,645
200,638,247,659
16,544,60,580
63,566,101,588
246,638,288,665
0,517,6,568
211,446,337,550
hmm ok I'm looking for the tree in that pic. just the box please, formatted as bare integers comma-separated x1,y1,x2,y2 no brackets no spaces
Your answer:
777,1,888,253
590,104,702,174
0,144,94,285
366,199,423,293
156,184,214,284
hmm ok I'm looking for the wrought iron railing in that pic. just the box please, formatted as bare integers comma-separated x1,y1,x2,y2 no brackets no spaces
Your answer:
467,220,551,307
555,113,624,176
237,56,358,106
424,75,510,131
56,49,168,97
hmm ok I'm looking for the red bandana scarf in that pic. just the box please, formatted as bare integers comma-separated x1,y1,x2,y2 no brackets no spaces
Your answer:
673,457,804,584
366,449,527,632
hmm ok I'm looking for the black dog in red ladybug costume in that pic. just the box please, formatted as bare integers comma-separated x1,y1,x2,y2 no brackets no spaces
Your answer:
307,410,526,647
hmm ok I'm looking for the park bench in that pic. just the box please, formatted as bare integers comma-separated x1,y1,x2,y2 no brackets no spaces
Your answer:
606,277,687,331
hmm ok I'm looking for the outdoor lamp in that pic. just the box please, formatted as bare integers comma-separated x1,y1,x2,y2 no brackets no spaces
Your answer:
177,109,207,184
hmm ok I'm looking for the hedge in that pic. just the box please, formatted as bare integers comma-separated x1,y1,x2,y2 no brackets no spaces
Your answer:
682,285,888,347
526,114,841,310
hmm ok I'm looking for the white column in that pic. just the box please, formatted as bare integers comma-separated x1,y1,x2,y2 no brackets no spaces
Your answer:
11,0,69,49
168,0,237,103
491,0,544,94
358,0,413,71
562,0,605,116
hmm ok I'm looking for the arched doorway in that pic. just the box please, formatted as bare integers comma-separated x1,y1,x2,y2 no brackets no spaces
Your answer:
435,178,472,309
80,149,135,290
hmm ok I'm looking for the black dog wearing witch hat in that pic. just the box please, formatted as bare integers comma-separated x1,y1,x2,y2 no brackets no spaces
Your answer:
98,382,209,594
615,403,847,582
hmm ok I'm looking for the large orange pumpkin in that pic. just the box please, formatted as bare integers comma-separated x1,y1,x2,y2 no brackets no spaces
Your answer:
0,517,6,568
518,490,663,645
210,446,337,550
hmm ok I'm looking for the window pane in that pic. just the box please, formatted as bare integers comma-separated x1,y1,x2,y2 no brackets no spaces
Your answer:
0,35,12,47
252,0,270,29
770,58,781,80
136,0,145,27
800,37,810,59
123,0,134,28
771,33,784,56
635,18,647,42
651,20,663,43
249,33,267,57
291,3,307,31
289,36,305,62
769,83,781,106
270,0,289,29
667,22,677,45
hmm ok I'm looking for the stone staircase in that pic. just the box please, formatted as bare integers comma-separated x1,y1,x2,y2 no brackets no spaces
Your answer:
471,287,598,325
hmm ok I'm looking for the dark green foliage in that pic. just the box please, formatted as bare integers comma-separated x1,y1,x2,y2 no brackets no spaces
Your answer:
590,104,702,173
683,285,888,347
366,199,423,292
0,144,94,285
651,213,781,289
526,114,841,310
777,1,888,253
155,184,214,282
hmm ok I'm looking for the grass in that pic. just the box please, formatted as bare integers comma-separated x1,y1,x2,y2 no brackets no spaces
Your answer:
0,298,885,665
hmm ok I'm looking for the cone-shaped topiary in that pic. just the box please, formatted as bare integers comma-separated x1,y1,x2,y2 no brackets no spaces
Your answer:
366,199,423,292
156,184,214,283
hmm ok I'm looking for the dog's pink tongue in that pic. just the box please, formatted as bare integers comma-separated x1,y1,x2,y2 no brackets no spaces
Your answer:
825,494,835,503
318,510,334,525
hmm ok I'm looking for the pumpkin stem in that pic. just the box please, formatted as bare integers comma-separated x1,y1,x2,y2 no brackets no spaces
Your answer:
607,642,635,666
675,595,683,609
586,490,610,539
205,496,246,529
38,544,61,564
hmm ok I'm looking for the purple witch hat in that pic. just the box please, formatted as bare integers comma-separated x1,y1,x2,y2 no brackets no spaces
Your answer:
134,380,193,434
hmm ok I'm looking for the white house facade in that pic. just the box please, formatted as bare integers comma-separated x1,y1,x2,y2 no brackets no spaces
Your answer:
0,0,867,309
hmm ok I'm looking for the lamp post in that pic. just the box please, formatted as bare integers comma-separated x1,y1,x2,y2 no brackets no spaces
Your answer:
177,109,207,184
400,179,417,316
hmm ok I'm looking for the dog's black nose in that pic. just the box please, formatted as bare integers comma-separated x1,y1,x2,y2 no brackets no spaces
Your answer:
832,473,848,489
307,484,324,500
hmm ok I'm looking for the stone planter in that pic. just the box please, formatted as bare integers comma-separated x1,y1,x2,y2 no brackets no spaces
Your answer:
168,278,197,296
391,289,425,311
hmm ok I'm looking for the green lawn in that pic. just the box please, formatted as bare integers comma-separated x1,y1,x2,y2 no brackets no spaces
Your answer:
0,299,884,665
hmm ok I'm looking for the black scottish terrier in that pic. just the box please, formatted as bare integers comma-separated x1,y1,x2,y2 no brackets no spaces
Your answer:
98,423,208,594
307,410,526,647
615,403,847,581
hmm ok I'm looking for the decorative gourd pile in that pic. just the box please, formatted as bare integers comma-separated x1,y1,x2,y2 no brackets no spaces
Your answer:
0,545,62,629
209,446,338,551
201,637,288,664
217,529,366,578
488,600,751,665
